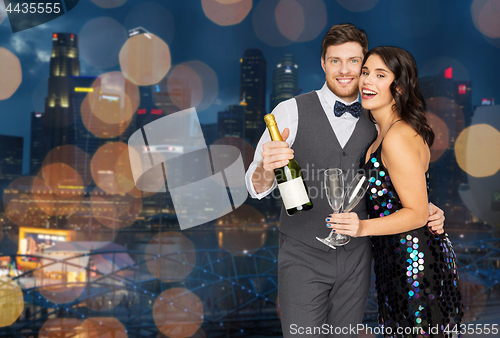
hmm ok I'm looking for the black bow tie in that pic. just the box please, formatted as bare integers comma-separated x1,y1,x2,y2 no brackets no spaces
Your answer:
334,101,361,118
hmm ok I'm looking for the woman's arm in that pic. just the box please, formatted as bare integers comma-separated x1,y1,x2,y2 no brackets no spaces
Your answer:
327,124,430,237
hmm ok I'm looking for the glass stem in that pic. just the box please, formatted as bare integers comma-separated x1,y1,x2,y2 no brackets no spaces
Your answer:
326,210,340,241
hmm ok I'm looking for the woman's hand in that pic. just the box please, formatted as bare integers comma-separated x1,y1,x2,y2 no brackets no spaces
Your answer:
325,212,365,237
427,203,445,235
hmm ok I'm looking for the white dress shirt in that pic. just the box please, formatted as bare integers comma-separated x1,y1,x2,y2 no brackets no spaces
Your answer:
245,82,361,199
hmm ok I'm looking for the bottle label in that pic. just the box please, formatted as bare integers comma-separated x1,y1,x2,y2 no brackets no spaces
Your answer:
277,177,310,210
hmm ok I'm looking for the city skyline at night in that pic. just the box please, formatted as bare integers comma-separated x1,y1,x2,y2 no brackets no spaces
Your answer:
1,0,498,174
0,1,499,336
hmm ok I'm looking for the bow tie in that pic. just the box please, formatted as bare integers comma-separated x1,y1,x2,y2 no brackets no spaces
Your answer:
334,101,361,118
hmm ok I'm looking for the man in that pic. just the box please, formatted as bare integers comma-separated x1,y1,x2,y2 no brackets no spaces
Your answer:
245,24,445,337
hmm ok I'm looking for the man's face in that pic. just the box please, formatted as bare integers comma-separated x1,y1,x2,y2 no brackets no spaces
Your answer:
321,42,364,102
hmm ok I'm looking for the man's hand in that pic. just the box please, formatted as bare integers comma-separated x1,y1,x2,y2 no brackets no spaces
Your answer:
261,128,293,171
428,202,445,235
251,128,293,194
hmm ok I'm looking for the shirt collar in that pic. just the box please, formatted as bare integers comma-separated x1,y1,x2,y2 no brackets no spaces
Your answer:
319,82,360,111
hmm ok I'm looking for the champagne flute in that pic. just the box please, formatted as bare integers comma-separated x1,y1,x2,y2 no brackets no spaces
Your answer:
316,169,345,248
317,172,370,248
343,173,370,212
338,173,371,243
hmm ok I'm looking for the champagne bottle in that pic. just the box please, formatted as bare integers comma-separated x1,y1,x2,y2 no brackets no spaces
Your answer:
264,113,313,215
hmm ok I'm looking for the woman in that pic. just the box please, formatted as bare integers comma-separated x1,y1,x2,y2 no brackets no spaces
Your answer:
326,47,463,337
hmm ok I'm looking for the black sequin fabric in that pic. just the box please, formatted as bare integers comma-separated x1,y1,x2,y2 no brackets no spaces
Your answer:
361,141,464,338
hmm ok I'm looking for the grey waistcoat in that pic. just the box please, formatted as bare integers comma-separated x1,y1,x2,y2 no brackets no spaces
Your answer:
279,91,377,251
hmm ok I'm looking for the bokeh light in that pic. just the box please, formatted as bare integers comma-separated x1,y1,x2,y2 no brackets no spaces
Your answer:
85,71,140,128
389,0,441,38
145,232,196,282
36,258,87,304
90,0,128,9
81,95,132,139
92,72,140,123
0,48,22,100
158,329,206,338
256,0,325,44
336,0,379,12
427,112,449,163
124,2,175,45
455,124,500,177
115,145,156,198
471,0,500,39
253,0,292,47
292,0,327,42
154,61,219,113
216,205,267,256
426,97,465,143
91,142,129,195
119,33,171,86
0,277,24,327
183,61,218,111
202,0,252,26
166,64,202,110
4,177,50,227
43,145,92,188
39,318,93,338
42,163,85,197
276,0,305,42
153,288,204,338
33,175,82,216
90,187,142,229
79,17,128,69
83,317,128,337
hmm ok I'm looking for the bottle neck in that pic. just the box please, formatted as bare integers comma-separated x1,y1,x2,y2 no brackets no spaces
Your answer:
267,123,283,142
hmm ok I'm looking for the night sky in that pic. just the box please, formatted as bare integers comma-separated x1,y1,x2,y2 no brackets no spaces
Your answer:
0,0,499,174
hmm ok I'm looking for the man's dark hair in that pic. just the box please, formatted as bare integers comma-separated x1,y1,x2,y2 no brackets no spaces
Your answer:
321,23,369,60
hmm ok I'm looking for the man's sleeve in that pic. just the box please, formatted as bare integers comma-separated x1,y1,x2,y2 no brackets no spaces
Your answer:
244,99,297,199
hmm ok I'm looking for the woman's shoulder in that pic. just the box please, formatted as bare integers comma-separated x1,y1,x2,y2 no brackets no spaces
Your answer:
383,121,426,155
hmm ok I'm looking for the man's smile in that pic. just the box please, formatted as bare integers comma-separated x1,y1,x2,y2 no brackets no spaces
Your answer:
336,77,354,85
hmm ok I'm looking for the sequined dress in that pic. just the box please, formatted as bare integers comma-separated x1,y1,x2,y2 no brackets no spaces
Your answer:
361,140,463,338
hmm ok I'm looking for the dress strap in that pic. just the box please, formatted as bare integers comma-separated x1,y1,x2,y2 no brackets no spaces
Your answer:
386,119,402,134
376,119,403,162
378,119,403,149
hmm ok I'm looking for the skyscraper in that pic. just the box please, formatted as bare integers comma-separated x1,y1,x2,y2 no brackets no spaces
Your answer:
218,105,246,140
240,49,266,147
30,111,45,175
0,135,23,211
270,54,299,112
44,33,80,151
0,135,23,182
420,69,472,223
454,81,472,127
68,75,102,156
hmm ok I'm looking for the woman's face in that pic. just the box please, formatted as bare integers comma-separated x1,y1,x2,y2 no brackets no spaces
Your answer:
359,54,396,112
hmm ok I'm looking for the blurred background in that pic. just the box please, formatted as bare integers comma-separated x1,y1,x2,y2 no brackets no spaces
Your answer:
0,0,499,337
